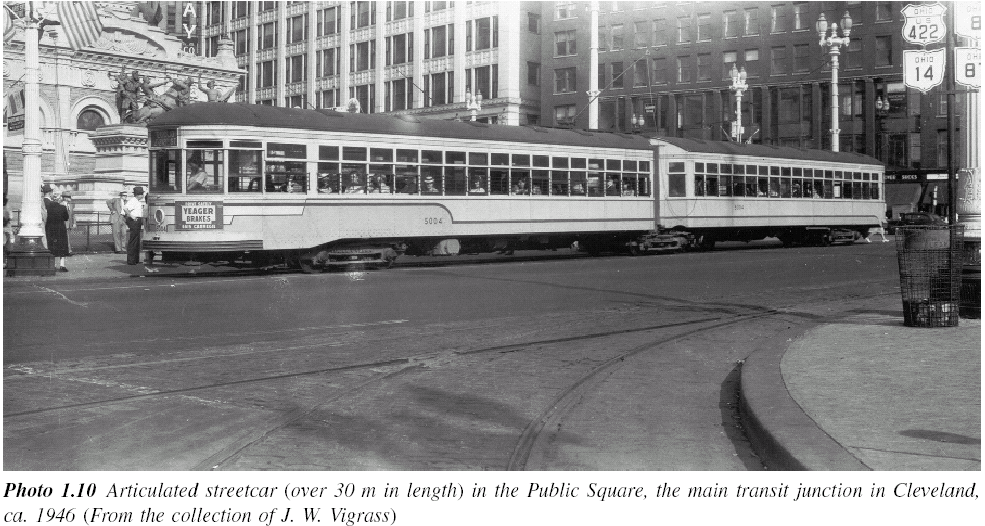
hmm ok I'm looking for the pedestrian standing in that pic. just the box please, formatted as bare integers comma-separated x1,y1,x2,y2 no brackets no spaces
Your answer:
3,195,12,269
123,186,145,265
42,185,70,272
106,190,128,253
61,193,75,255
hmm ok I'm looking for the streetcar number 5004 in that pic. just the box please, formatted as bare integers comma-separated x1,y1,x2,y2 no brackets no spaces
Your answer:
424,217,443,225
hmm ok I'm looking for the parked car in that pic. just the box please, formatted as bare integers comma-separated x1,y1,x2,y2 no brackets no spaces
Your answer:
893,212,946,233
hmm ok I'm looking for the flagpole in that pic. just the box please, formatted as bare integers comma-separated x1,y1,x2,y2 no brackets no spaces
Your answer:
7,1,55,276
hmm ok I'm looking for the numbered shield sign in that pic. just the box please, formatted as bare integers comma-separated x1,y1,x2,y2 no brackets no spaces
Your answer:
954,2,982,40
903,49,946,93
902,3,947,45
956,47,981,88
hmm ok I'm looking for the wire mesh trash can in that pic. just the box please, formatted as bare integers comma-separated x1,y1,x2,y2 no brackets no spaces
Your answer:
895,225,965,327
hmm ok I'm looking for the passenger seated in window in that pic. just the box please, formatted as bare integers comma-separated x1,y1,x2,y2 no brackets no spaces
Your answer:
469,177,486,194
422,175,440,194
187,161,211,192
343,173,364,193
571,183,586,195
512,178,530,195
317,175,336,193
605,177,620,196
397,176,418,194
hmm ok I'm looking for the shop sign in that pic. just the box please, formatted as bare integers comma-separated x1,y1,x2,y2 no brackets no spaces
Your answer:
174,201,222,230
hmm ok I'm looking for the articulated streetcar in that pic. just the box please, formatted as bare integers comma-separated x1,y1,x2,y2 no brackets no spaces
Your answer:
143,103,885,271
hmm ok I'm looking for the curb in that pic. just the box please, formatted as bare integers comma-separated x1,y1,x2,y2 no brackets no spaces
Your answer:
739,323,870,471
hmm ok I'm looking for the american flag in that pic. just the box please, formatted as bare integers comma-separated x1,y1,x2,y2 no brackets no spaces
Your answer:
55,1,102,50
6,88,25,117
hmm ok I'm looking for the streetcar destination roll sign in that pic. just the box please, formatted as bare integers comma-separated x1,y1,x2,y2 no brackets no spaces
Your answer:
175,201,223,230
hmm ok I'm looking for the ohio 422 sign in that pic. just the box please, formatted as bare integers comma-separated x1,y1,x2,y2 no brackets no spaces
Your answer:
904,49,945,93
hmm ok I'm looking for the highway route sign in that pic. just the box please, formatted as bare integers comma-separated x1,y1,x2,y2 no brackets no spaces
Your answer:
902,3,947,46
956,47,981,88
954,2,981,40
903,49,946,93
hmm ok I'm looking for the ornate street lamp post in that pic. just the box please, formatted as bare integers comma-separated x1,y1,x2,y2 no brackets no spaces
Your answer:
465,89,482,122
875,96,890,161
5,2,55,276
631,113,643,134
816,11,853,152
729,65,748,142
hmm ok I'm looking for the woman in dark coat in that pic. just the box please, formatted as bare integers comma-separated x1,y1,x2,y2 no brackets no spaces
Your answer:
42,185,70,272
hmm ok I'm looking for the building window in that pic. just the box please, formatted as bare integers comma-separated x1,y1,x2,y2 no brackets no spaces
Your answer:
653,19,667,46
845,39,862,69
793,44,810,73
697,53,711,81
257,60,276,88
744,8,759,35
697,13,711,41
427,25,453,58
287,14,308,44
231,1,249,19
555,30,576,56
317,7,340,36
611,23,624,50
634,61,647,86
938,93,948,117
745,49,760,77
387,1,413,21
611,62,624,88
634,21,649,47
555,104,576,126
259,22,276,50
286,55,306,83
677,16,691,43
771,46,789,75
937,130,947,165
723,10,739,38
677,56,691,83
771,5,787,33
351,41,376,72
76,108,105,131
527,62,540,86
555,67,576,94
473,17,496,51
287,95,306,109
233,30,249,55
651,57,667,84
317,48,340,77
777,88,800,123
555,2,574,20
319,89,340,109
876,36,892,66
876,2,894,22
425,71,451,106
385,78,412,111
352,83,374,113
351,1,375,29
259,1,275,12
387,33,413,65
792,3,808,30
528,12,541,34
471,64,497,99
723,50,738,80
909,133,922,165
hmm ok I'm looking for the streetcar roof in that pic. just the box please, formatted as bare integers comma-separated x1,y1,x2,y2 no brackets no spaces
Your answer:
149,103,653,151
653,136,883,167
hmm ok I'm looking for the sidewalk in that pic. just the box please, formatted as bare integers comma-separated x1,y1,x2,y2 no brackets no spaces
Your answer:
741,294,981,471
4,251,145,281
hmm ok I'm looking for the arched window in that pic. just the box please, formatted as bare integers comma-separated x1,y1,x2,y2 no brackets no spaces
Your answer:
76,108,106,131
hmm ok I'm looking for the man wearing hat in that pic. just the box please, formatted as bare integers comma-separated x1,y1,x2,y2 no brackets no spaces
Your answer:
106,189,129,253
122,186,146,265
42,184,71,271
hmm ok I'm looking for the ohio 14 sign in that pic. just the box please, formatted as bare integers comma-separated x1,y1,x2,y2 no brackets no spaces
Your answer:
902,3,946,46
903,49,946,93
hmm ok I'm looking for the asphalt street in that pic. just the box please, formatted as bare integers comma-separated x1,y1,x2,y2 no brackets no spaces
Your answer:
3,241,902,470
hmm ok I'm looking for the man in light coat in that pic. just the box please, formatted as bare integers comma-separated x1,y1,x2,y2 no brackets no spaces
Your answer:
106,190,128,253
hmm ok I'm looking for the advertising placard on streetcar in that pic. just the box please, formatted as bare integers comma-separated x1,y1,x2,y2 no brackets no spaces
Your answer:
903,49,946,93
175,201,223,230
902,3,947,46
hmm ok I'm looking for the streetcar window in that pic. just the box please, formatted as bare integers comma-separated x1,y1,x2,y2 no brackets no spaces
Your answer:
721,164,732,175
793,167,802,177
705,172,719,197
489,169,510,195
229,150,262,192
586,172,604,197
512,154,530,167
445,166,467,195
745,176,757,197
804,168,813,177
861,182,871,199
532,170,550,195
823,180,833,198
447,151,466,165
231,140,263,149
491,153,510,166
639,161,650,173
468,167,488,195
747,164,758,175
862,172,870,181
853,172,862,180
638,175,651,197
732,176,745,197
706,163,717,174
669,162,686,173
779,178,791,198
319,146,340,160
791,178,802,198
421,166,442,194
813,180,824,198
832,180,842,198
781,167,791,177
266,161,306,193
368,166,393,194
395,168,418,194
852,182,862,199
770,166,780,176
759,166,768,176
370,148,393,162
695,162,704,174
825,170,833,179
150,149,182,193
268,143,307,159
317,166,341,193
571,158,587,169
396,149,418,163
512,170,531,195
186,150,223,193
343,146,367,161
768,177,780,198
533,155,550,168
589,158,604,170
605,174,621,196
802,179,813,198
341,164,366,193
842,181,853,199
694,173,705,197
757,177,768,197
835,171,844,179
551,171,569,195
668,172,686,198
469,152,488,165
734,164,745,175
606,159,621,171
623,160,637,172
570,172,587,196
870,182,879,200
422,150,443,164
552,157,569,169
187,140,223,149
621,173,637,196
719,175,733,197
